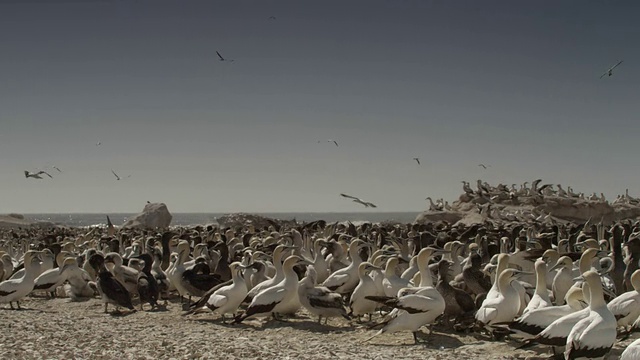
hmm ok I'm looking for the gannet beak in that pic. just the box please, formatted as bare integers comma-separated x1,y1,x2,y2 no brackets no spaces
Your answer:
548,263,562,272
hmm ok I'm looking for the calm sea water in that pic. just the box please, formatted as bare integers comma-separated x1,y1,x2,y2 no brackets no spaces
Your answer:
23,212,419,227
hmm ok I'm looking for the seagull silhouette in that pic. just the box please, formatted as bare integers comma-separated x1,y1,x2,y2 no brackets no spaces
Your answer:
111,170,131,181
216,51,234,62
600,60,623,79
52,166,62,173
340,193,377,208
318,139,338,147
413,157,420,165
478,164,490,169
24,170,52,179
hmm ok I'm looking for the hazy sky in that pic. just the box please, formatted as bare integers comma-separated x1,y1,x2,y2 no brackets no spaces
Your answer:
0,0,638,213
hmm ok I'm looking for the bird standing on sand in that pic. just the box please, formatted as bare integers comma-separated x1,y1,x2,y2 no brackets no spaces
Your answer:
600,60,623,78
24,170,52,179
340,193,377,208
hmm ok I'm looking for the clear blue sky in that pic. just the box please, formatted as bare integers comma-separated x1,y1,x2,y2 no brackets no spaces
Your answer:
0,0,638,213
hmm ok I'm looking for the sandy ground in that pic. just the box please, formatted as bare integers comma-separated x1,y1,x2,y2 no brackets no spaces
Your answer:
0,296,632,360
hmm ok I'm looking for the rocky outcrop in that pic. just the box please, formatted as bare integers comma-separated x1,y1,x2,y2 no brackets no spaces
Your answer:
416,194,640,226
0,214,56,229
122,203,172,229
215,213,297,229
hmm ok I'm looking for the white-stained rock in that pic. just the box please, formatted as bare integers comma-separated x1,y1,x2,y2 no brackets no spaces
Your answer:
122,203,172,229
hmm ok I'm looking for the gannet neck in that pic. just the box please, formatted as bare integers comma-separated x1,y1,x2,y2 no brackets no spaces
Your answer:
534,260,548,296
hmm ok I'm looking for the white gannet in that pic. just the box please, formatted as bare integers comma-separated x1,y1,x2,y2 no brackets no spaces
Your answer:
476,269,530,329
216,50,234,62
234,255,310,324
0,253,15,281
339,193,377,208
551,255,575,305
32,257,76,298
322,239,369,294
564,270,616,360
244,245,291,304
607,268,640,330
0,251,40,309
509,286,587,339
486,254,529,315
10,248,54,280
599,60,623,79
621,337,640,359
523,259,552,314
382,257,410,297
298,265,350,324
24,170,53,179
364,286,446,344
318,139,339,147
311,239,330,284
111,169,131,181
192,262,249,322
349,262,382,321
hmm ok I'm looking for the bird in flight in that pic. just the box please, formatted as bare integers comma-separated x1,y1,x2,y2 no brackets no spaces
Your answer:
268,16,276,20
96,141,101,146
478,164,490,169
318,139,339,147
52,166,62,173
600,60,623,79
413,157,420,165
24,170,52,179
340,193,377,208
111,170,131,181
216,51,234,62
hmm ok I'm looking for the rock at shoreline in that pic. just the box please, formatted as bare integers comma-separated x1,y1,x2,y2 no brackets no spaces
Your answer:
122,203,172,229
0,214,56,229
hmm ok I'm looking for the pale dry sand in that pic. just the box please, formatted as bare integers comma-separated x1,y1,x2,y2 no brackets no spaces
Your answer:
0,297,630,360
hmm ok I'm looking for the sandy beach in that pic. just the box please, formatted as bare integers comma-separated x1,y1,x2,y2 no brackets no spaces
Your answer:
2,296,630,360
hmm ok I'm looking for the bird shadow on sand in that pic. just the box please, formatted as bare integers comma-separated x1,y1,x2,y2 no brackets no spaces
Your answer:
108,310,137,317
188,317,355,333
368,332,465,349
0,307,58,313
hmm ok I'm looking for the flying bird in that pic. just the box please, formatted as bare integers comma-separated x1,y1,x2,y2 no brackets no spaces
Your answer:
96,142,101,146
478,164,490,169
111,170,131,181
413,157,420,165
268,16,276,20
24,170,52,179
52,166,62,173
340,193,377,208
216,51,234,62
318,139,339,147
600,60,623,79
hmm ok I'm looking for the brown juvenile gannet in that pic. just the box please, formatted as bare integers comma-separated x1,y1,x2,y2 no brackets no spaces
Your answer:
298,265,350,324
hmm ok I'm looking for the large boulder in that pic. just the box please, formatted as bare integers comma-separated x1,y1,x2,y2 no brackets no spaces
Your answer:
122,203,172,229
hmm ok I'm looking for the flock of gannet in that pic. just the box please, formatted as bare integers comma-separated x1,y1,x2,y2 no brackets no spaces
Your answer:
4,213,640,358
